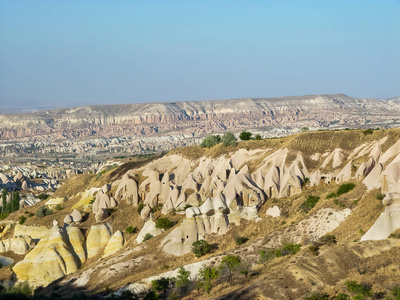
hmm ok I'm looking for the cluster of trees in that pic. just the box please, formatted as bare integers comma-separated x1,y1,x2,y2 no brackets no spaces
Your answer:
0,188,20,219
200,131,263,149
144,254,246,299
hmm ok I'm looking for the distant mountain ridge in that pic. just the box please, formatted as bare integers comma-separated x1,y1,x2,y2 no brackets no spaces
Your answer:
1,93,400,158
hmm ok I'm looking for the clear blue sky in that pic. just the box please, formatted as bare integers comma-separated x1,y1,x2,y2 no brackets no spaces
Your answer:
0,0,399,111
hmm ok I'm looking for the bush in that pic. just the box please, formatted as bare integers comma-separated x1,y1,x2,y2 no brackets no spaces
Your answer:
192,240,211,257
300,195,320,212
337,183,356,196
155,218,173,230
143,233,153,242
318,235,337,245
392,285,400,298
275,243,301,257
200,135,221,148
19,215,26,225
304,293,329,300
137,203,145,214
125,226,137,234
309,243,320,256
55,204,63,211
258,249,275,267
235,236,249,245
151,277,173,294
345,280,372,297
35,206,53,218
221,132,237,146
175,266,191,289
333,294,350,300
220,255,241,284
197,265,219,294
254,134,262,140
239,131,252,140
38,194,49,200
376,192,385,200
326,192,336,199
363,129,374,135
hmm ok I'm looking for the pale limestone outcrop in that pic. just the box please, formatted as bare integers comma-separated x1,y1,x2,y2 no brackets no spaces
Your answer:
86,223,113,259
266,206,281,218
0,236,35,255
14,224,50,240
63,209,82,225
67,226,86,265
92,190,117,214
335,161,352,184
115,172,138,206
95,208,109,222
13,223,85,287
45,197,65,209
136,220,163,244
103,230,124,258
162,195,230,256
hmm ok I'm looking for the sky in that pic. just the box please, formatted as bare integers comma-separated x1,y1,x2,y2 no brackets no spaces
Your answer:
0,0,399,112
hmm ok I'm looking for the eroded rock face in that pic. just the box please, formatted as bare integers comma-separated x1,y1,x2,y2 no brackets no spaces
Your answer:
86,223,113,259
161,195,230,256
115,173,138,206
136,220,163,244
13,224,85,287
0,236,35,255
103,230,124,258
266,206,281,218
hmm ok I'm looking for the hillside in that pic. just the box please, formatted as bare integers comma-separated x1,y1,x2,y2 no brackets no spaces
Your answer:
1,128,400,299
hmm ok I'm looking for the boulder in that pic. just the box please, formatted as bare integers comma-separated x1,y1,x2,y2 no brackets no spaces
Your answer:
266,206,281,218
0,236,35,255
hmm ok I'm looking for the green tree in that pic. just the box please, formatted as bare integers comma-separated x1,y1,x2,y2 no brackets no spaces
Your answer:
220,255,241,284
192,240,211,257
221,132,237,146
239,131,252,140
258,249,275,267
151,277,172,294
200,135,221,148
175,266,191,290
198,265,219,294
254,134,262,140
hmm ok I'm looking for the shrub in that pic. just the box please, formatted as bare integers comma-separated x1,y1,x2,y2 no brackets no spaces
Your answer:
125,226,137,234
55,204,63,211
345,280,372,297
304,293,329,300
326,192,336,199
337,183,356,196
38,194,49,200
137,203,145,214
192,240,211,257
318,235,337,245
143,233,153,242
19,215,26,225
144,290,160,300
155,218,173,230
392,285,400,298
239,131,252,140
151,277,173,294
363,129,374,135
220,255,241,284
300,195,320,212
235,236,249,245
333,294,350,300
221,132,237,146
35,206,53,218
309,243,320,256
254,134,262,140
376,192,385,200
275,243,301,257
200,135,221,148
258,249,275,267
301,127,309,132
197,265,219,294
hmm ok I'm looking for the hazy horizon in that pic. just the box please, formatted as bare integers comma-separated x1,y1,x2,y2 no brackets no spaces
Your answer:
1,1,399,112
